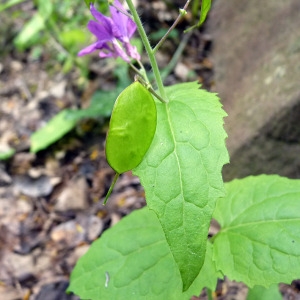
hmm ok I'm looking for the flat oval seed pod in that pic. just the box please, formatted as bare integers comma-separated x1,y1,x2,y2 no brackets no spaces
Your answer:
105,82,157,174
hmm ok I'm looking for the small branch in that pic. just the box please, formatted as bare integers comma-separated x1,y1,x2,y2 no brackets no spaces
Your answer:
129,62,145,77
135,75,167,103
103,173,119,205
184,23,198,33
129,62,151,87
153,0,192,54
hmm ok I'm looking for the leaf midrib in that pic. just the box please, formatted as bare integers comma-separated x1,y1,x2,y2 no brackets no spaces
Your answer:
164,101,185,231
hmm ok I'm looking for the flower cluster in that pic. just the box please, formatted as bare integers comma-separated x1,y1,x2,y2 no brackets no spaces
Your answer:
78,1,140,62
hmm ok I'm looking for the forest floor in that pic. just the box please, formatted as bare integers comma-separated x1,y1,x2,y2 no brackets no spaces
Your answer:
0,1,299,299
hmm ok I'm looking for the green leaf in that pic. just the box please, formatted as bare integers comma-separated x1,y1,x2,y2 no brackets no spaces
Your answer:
199,0,211,25
37,0,53,20
14,13,45,50
59,29,87,49
30,110,77,153
61,56,74,74
30,93,113,153
247,284,282,300
14,0,53,50
84,0,95,8
187,0,212,33
193,241,223,292
0,147,15,160
213,175,300,288
106,82,157,174
133,82,229,290
68,207,219,299
65,90,118,121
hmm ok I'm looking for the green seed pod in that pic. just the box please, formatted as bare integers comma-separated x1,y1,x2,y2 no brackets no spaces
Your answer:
105,81,157,174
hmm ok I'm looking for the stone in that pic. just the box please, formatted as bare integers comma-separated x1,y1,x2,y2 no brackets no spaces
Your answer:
14,174,53,197
50,220,84,246
175,62,190,81
0,251,35,281
49,80,67,98
55,177,88,212
50,215,103,247
207,0,300,180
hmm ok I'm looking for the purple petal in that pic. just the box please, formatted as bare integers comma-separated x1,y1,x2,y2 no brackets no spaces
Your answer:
123,41,140,61
126,18,137,38
87,20,113,41
78,41,103,56
110,0,137,40
78,2,138,63
110,1,127,35
99,52,114,59
90,3,114,32
98,44,129,62
111,40,130,62
110,0,125,21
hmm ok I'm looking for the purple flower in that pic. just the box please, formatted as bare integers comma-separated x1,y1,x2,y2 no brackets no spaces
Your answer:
78,1,140,62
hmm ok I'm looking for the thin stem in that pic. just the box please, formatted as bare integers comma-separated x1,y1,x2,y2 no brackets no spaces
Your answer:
135,75,167,103
103,173,119,205
153,0,192,54
129,62,145,78
137,59,145,71
184,23,198,33
125,0,168,102
136,60,151,84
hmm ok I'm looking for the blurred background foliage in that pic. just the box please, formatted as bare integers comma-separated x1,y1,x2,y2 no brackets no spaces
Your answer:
0,0,126,157
0,0,208,158
0,0,111,75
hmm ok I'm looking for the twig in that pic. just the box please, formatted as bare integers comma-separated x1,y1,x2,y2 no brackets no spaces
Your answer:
153,0,192,54
135,75,167,103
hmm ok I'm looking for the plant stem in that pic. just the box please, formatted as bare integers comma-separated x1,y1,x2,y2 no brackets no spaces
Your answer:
136,60,151,83
103,173,119,205
135,75,167,103
125,0,168,102
153,0,192,54
129,62,145,78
